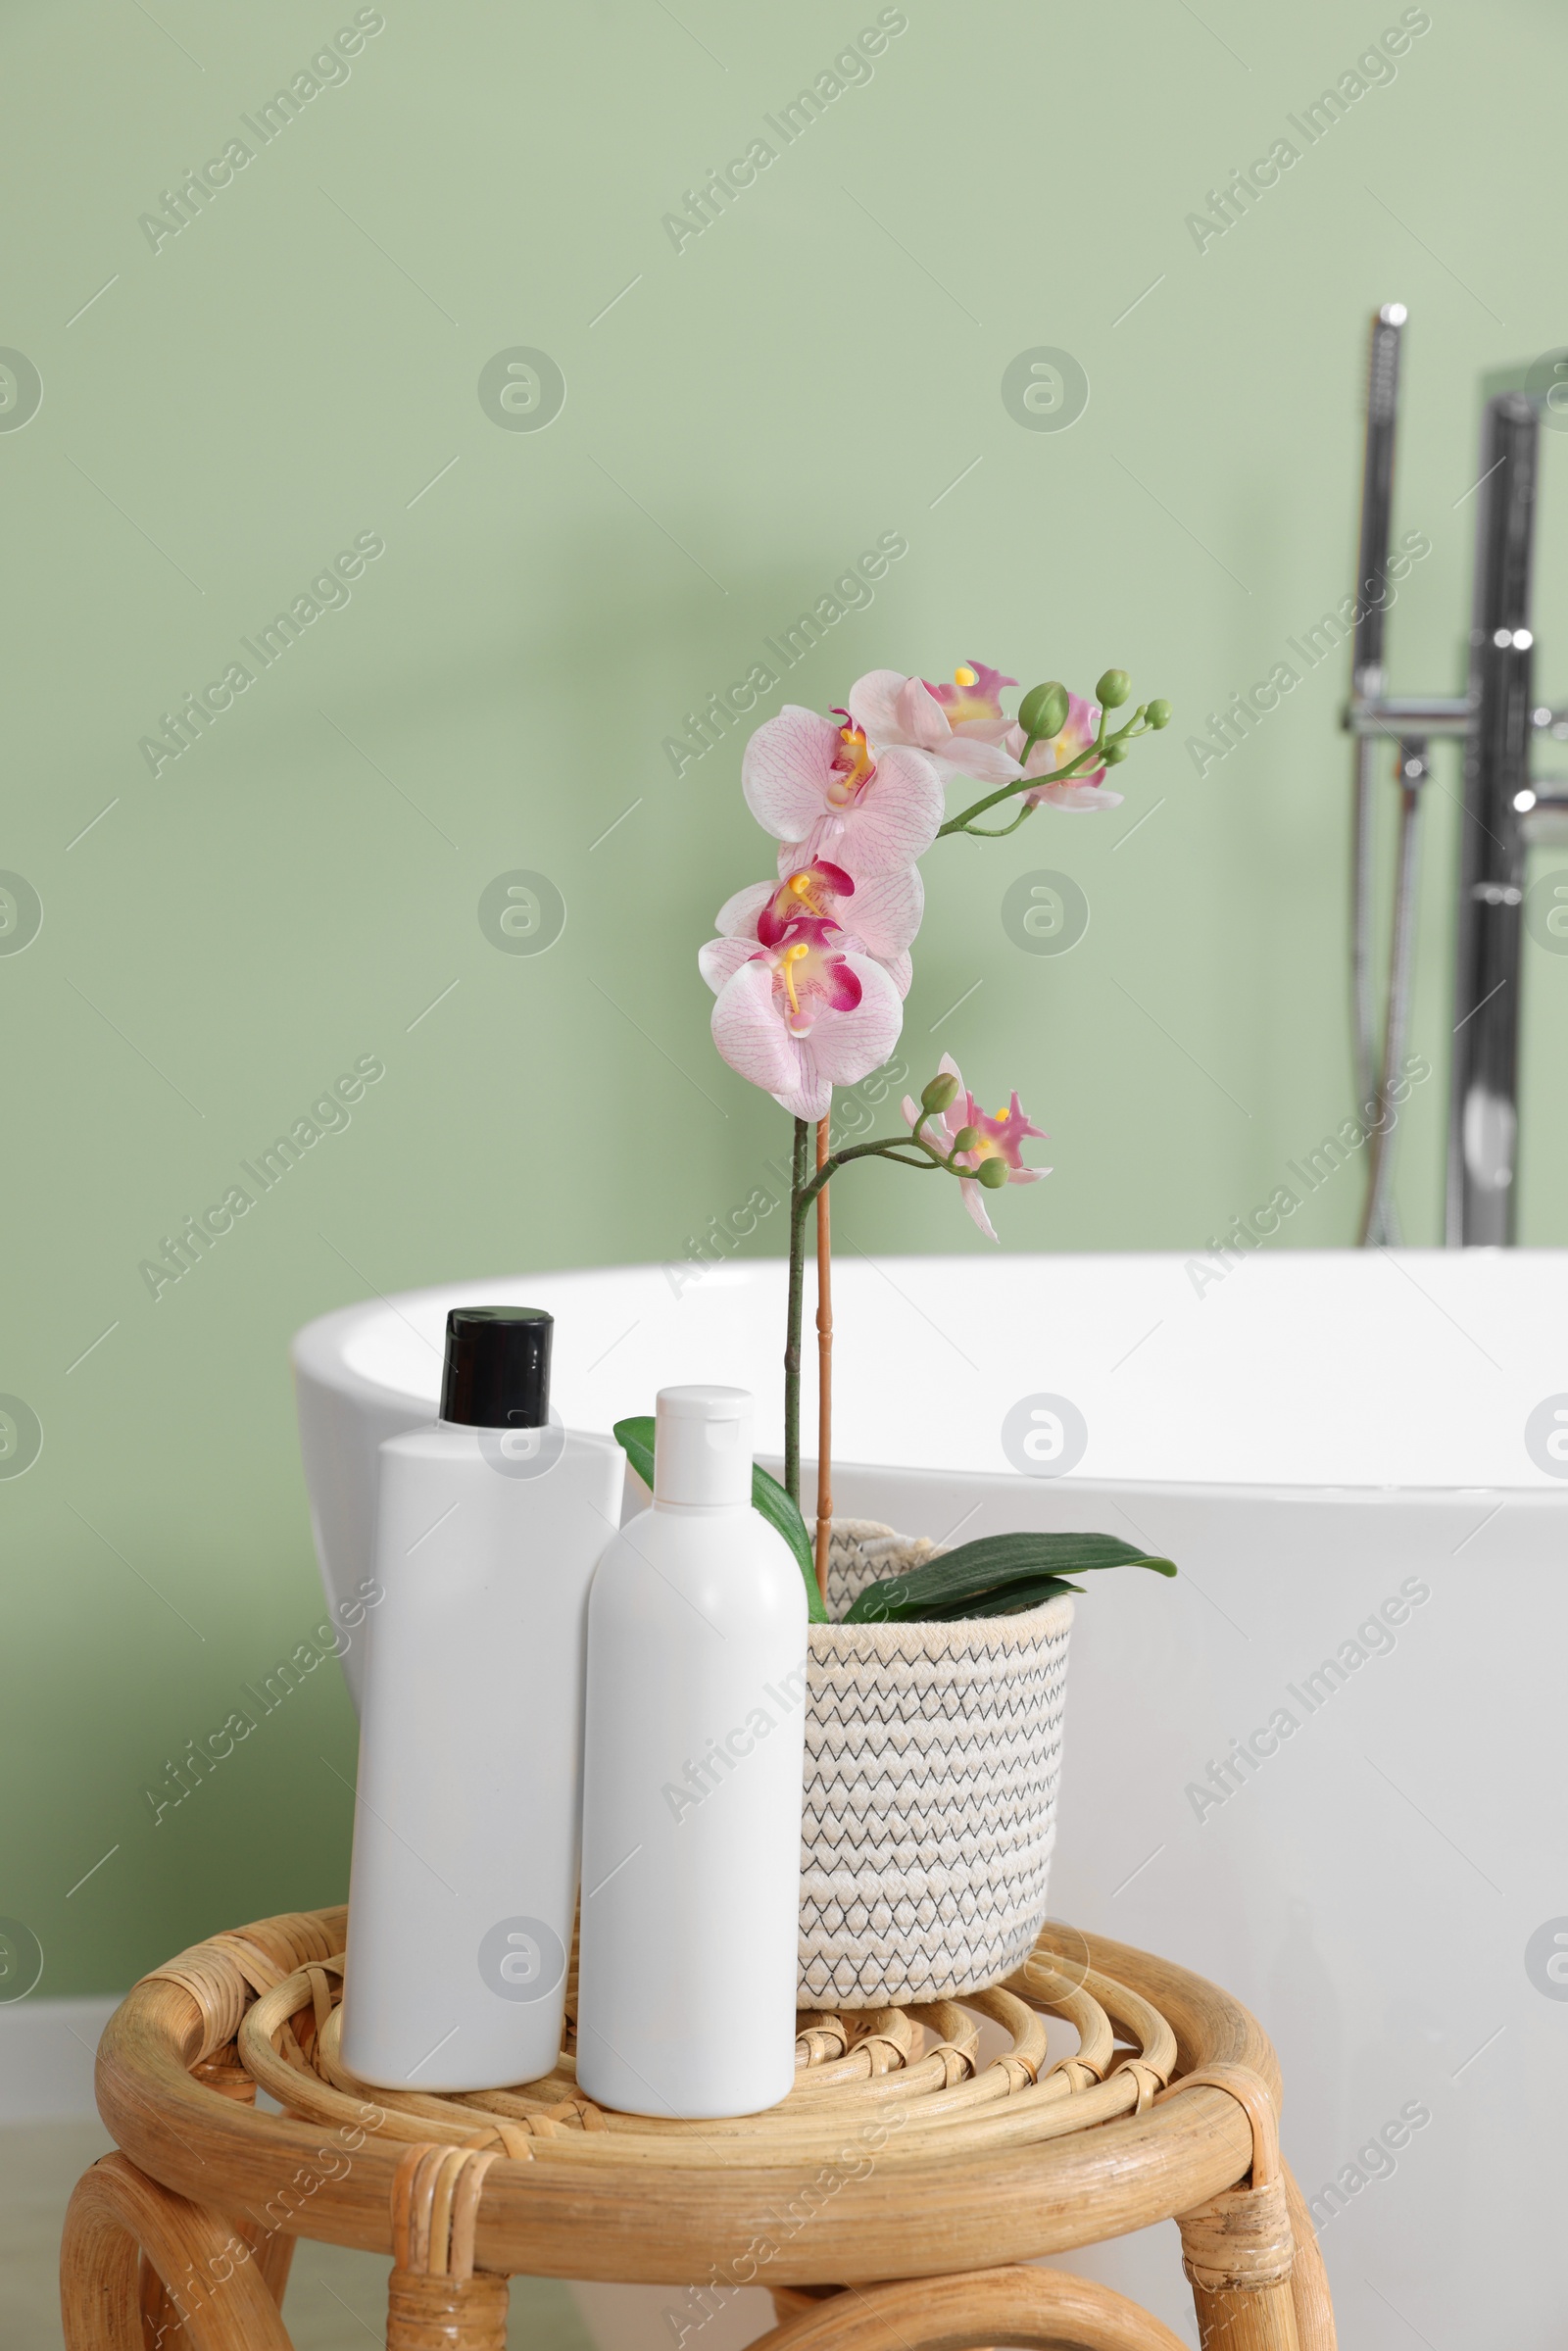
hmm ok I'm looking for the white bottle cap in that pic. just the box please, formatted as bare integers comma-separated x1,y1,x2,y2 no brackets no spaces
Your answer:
655,1386,753,1508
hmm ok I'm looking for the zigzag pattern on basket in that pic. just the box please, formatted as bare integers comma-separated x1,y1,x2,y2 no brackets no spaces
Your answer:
798,1519,1072,2008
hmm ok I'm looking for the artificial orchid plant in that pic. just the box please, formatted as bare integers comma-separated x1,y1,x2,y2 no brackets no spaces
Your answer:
620,658,1180,1625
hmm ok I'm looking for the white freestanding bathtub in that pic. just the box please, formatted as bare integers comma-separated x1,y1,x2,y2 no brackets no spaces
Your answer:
291,1250,1568,2351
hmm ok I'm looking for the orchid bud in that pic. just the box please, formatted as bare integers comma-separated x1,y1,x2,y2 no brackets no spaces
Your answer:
1096,668,1132,709
1146,698,1173,729
976,1157,1009,1190
1102,741,1129,765
921,1072,960,1113
1017,681,1069,739
953,1125,981,1151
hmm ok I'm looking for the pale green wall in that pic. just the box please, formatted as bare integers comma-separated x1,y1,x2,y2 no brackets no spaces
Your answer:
4,0,1566,1992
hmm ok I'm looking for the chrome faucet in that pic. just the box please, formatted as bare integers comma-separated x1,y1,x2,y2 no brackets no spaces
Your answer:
1344,307,1566,1245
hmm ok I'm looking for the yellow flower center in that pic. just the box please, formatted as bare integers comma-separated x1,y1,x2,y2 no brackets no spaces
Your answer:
828,724,875,806
940,667,1002,728
781,939,810,1017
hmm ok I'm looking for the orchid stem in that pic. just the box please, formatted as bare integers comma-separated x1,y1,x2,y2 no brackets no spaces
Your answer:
784,1115,809,1506
961,804,1036,839
787,1123,940,1508
783,1109,1010,1506
792,1138,938,1230
935,713,1152,838
813,1114,832,1604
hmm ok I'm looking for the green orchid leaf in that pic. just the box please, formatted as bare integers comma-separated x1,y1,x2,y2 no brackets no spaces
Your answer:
843,1531,1176,1625
612,1414,828,1624
750,1462,827,1623
929,1574,1085,1619
848,1572,1086,1625
613,1414,657,1496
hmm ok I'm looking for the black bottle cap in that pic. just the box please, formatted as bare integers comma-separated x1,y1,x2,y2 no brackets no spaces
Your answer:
439,1306,553,1428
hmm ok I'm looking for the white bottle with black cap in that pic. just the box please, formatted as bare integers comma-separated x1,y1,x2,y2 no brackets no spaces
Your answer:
575,1385,808,2118
340,1306,622,2092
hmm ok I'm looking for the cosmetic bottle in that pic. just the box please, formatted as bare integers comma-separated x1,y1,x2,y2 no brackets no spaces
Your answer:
575,1385,808,2119
341,1306,621,2091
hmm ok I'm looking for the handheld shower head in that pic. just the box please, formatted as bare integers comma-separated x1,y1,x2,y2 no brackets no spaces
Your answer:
1352,304,1406,696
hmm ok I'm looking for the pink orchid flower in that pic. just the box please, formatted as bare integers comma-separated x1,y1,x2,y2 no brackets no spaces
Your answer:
710,856,923,998
701,914,904,1123
742,706,944,874
1004,693,1122,812
848,662,1024,786
902,1051,1050,1242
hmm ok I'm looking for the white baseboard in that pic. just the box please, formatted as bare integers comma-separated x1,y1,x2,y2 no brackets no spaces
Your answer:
0,1995,122,2124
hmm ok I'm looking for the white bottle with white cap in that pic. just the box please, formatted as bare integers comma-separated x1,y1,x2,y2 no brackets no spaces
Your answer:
575,1386,808,2118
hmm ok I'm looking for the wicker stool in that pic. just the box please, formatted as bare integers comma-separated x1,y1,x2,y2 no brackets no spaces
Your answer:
60,1906,1335,2351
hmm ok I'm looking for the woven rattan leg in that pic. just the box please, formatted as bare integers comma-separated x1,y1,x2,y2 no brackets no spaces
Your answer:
1182,2275,1299,2351
60,2152,294,2351
746,2266,1189,2351
385,2270,510,2350
1159,2063,1309,2351
1283,2164,1337,2351
386,2142,508,2351
134,2196,293,2329
137,2250,172,2350
136,2252,282,2351
191,2043,298,2312
1175,2171,1300,2351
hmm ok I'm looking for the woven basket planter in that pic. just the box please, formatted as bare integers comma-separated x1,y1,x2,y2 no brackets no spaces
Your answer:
799,1518,1073,2009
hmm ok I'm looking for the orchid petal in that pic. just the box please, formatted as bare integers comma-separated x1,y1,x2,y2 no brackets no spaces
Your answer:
827,743,944,870
775,1065,832,1121
836,861,923,957
924,662,1017,726
713,881,773,939
927,737,1024,786
710,959,825,1115
801,954,904,1086
845,667,952,754
948,715,1019,746
958,1177,999,1244
698,935,759,995
710,941,903,1120
742,706,841,842
823,957,862,1014
845,668,908,744
1028,780,1124,811
714,884,775,935
893,675,952,749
